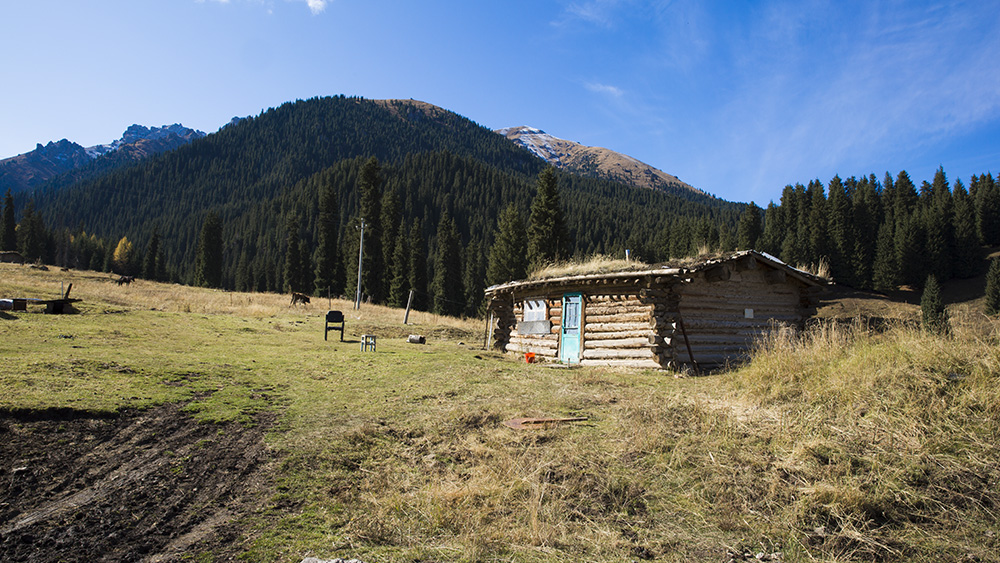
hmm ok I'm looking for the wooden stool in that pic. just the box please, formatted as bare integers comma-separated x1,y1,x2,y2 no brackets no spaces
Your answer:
361,334,377,352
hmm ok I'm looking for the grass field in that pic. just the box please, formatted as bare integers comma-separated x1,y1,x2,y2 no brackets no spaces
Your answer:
2,264,999,562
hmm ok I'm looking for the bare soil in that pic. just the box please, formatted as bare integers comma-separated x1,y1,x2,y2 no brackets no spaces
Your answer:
0,403,274,562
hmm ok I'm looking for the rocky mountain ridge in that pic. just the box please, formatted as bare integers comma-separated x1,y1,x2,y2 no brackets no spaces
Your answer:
0,124,205,194
496,126,704,197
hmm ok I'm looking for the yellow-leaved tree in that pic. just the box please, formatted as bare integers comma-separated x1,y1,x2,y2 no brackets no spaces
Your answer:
112,236,133,274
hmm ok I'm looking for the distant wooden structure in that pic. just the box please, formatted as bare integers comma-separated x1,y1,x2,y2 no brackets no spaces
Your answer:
484,250,826,372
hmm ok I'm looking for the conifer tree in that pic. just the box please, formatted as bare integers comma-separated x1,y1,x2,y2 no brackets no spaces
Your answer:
894,214,924,287
851,176,881,289
195,211,223,288
463,237,486,317
526,167,567,270
389,221,411,308
984,258,1000,316
758,201,784,256
314,179,342,296
920,275,948,334
358,157,384,303
735,202,763,250
1,189,15,251
408,219,428,311
975,173,1000,245
380,187,400,300
805,180,829,262
826,175,855,285
951,179,980,277
284,215,305,294
143,229,161,280
872,221,898,292
432,211,464,316
486,204,528,285
16,200,47,263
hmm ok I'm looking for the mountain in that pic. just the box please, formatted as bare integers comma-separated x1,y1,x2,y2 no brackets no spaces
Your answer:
0,124,205,195
28,95,741,301
496,126,705,197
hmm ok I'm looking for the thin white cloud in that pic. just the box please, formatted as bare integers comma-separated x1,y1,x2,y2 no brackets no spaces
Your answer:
586,82,624,99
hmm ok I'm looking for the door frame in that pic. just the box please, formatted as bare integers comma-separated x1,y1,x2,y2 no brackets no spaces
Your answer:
559,293,583,364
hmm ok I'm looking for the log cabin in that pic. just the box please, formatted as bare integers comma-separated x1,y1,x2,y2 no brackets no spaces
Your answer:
484,250,827,372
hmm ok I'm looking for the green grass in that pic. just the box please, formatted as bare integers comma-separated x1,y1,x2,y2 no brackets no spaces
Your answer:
3,264,999,562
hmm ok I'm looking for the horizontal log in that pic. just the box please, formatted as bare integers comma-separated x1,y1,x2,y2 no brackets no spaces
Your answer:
583,329,652,340
583,348,656,360
585,321,651,333
580,358,664,369
585,337,652,349
509,335,558,348
585,311,650,323
506,343,559,357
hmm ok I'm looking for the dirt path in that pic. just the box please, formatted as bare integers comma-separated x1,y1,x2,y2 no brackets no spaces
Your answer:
0,403,275,562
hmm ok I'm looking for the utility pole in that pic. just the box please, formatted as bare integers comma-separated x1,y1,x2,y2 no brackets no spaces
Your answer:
354,218,365,310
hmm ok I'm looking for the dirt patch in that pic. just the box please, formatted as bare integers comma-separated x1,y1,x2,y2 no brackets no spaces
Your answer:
0,403,275,562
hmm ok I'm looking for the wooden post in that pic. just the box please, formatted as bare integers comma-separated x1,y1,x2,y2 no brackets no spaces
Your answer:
485,311,494,350
677,315,700,376
403,289,414,324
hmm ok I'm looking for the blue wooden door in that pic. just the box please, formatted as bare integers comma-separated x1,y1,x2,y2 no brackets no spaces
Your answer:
559,293,582,363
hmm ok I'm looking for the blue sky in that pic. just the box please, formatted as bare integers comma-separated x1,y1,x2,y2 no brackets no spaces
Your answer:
3,0,999,204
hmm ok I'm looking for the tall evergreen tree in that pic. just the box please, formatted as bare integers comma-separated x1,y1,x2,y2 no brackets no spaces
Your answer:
920,275,948,334
805,180,829,262
894,214,924,287
463,237,486,317
143,229,161,280
432,211,464,316
951,179,980,277
872,221,898,292
851,176,881,289
195,211,223,288
408,219,428,312
758,201,784,256
984,258,1000,316
486,203,528,285
380,187,400,301
314,178,343,296
1,189,15,251
358,157,384,303
389,220,411,308
735,202,763,250
974,173,1000,245
16,200,47,263
826,175,855,285
284,215,305,294
526,167,567,270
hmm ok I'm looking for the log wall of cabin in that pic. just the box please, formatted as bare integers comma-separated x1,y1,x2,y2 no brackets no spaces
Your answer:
488,293,515,351
506,295,561,358
580,292,663,369
672,266,805,368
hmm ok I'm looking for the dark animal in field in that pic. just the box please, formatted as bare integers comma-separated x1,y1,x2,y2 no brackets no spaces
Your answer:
0,251,25,265
116,275,135,286
290,292,311,305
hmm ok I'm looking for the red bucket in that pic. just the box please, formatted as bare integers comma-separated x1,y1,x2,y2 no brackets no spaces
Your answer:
525,352,536,364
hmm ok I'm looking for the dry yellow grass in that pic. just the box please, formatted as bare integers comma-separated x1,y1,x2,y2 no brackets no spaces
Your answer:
0,264,477,333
